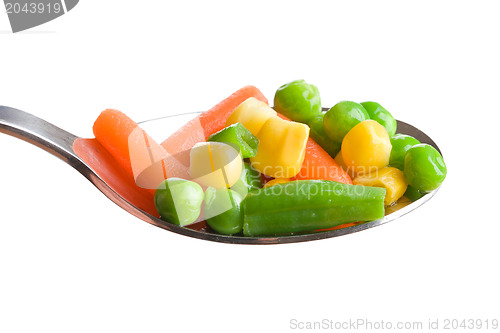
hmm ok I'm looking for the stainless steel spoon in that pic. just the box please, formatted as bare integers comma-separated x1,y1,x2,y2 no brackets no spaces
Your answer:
0,106,441,244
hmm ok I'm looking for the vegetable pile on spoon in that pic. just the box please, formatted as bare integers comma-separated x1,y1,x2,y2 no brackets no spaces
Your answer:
91,81,447,237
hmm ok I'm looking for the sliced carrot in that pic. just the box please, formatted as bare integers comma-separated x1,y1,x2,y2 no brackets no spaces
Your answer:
161,85,268,155
291,138,352,184
73,138,159,217
317,222,361,232
276,113,352,185
93,109,141,176
93,109,190,192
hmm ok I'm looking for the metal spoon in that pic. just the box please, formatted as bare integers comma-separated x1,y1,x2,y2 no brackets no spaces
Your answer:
0,106,441,244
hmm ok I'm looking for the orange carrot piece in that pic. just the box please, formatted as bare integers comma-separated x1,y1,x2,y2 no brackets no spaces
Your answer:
93,109,141,176
275,113,352,185
317,222,361,232
292,138,352,184
93,109,190,192
161,85,268,155
73,138,159,217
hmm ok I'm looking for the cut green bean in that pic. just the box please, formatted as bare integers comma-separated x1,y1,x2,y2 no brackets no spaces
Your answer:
243,180,386,237
207,122,259,158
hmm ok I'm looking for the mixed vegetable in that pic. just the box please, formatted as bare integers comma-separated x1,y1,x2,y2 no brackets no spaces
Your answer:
91,81,447,237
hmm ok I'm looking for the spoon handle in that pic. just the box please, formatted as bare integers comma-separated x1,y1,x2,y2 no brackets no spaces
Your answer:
0,105,82,166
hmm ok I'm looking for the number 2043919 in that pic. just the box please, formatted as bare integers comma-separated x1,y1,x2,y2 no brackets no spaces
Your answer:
5,2,62,14
443,319,498,330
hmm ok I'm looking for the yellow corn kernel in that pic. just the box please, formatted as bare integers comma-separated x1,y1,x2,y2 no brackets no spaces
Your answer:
353,166,408,206
385,196,411,215
263,178,291,188
341,120,392,176
189,142,242,188
225,97,277,136
250,116,309,178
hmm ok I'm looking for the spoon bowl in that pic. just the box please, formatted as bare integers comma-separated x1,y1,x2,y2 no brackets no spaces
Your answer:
0,106,441,244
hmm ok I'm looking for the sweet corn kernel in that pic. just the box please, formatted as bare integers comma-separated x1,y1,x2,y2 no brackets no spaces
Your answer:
385,196,411,215
189,142,242,188
225,97,277,136
341,120,392,176
353,166,408,206
250,116,309,178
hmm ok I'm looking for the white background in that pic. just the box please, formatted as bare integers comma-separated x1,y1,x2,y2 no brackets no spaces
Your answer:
1,1,499,332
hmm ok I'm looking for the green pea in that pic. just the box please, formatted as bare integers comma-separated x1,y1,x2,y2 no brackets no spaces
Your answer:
404,144,447,193
360,101,397,137
154,178,204,226
273,79,322,123
389,134,421,170
205,188,243,235
231,162,263,198
308,114,341,157
323,101,369,142
403,185,422,202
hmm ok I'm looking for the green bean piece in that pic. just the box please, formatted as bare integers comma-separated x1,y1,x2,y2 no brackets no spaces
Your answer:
231,162,263,198
243,180,386,237
207,123,259,158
